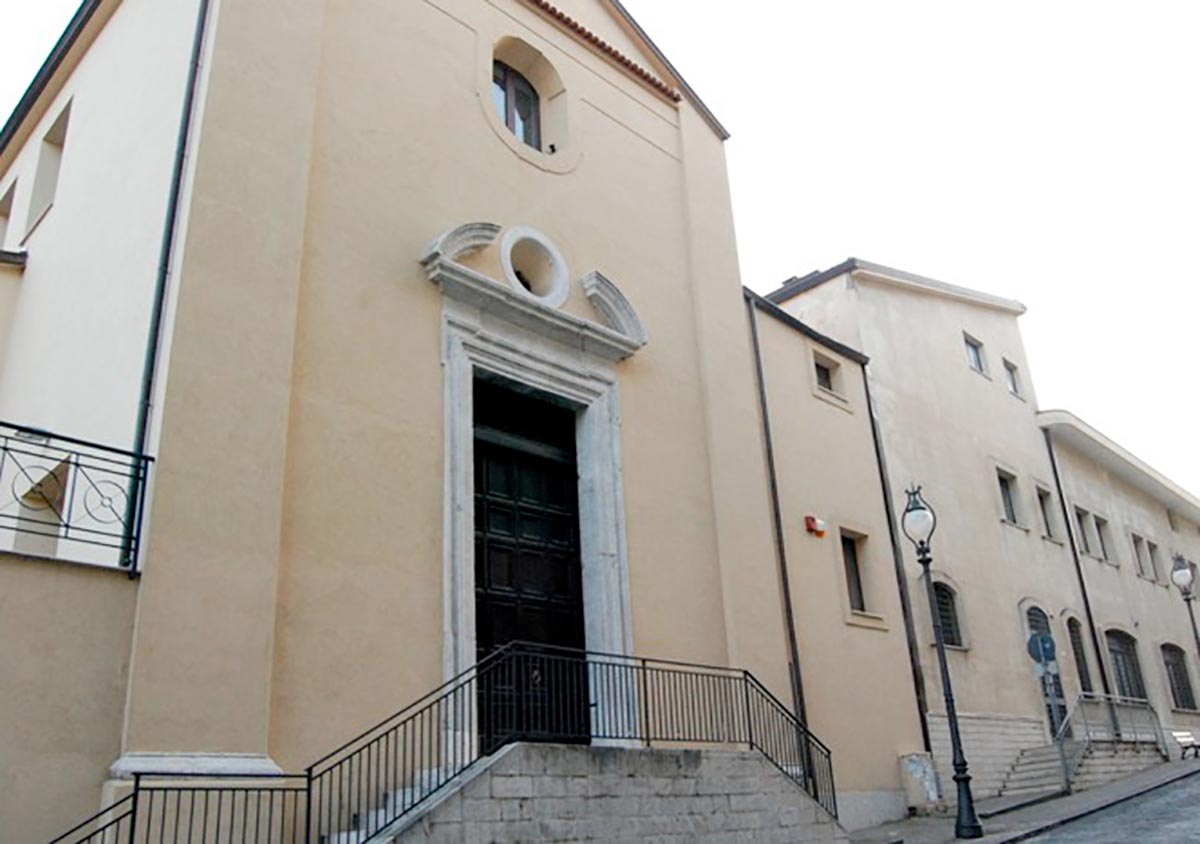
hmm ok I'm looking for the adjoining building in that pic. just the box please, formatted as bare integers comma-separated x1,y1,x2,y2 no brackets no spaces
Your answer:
0,2,927,841
771,259,1200,798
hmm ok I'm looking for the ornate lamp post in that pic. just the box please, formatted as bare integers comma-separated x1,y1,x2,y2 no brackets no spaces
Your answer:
1171,554,1200,663
902,486,983,839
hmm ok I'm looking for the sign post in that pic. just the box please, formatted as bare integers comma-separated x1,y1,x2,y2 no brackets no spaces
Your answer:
1027,633,1071,794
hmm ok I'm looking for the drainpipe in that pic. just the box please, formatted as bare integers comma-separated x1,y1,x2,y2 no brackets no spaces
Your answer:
125,0,214,568
744,291,808,724
1044,428,1116,706
862,366,932,752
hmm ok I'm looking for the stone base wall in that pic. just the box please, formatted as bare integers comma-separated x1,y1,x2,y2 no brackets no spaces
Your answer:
390,743,847,843
927,712,1047,800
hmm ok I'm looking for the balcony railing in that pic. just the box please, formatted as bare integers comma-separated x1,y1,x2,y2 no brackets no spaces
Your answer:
50,642,838,844
0,421,151,572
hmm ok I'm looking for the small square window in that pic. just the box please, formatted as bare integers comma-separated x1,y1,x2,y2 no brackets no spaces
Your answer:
1004,360,1021,396
841,531,867,612
997,470,1019,524
1037,487,1056,538
812,352,844,398
964,334,986,373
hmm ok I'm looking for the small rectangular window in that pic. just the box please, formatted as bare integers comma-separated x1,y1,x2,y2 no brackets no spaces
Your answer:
813,352,843,397
1003,359,1021,395
1075,507,1093,555
1094,516,1111,561
1147,541,1163,580
1037,487,1056,538
1132,534,1149,578
815,361,834,391
27,102,71,236
964,334,986,373
0,182,14,248
997,471,1019,524
841,532,866,612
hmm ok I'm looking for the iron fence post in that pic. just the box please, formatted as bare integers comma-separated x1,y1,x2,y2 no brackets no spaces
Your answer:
639,658,650,747
127,773,140,844
305,768,314,844
742,672,754,749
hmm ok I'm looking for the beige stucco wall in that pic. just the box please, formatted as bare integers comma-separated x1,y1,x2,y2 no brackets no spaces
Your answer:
0,556,136,843
751,305,925,827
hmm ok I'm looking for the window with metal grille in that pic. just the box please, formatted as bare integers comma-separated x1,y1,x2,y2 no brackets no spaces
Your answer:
1068,617,1093,693
1106,630,1147,700
933,583,962,646
1162,644,1196,711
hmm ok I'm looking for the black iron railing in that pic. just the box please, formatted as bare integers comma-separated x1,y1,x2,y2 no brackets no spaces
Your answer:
49,643,837,844
0,421,151,571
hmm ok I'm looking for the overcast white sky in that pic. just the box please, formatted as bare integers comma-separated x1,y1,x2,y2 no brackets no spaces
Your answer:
3,1,1198,494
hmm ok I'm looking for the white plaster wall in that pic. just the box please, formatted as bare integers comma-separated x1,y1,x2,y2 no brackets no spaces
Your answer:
0,0,199,450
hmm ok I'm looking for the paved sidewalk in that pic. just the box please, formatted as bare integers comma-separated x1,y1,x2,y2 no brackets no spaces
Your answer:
849,759,1200,844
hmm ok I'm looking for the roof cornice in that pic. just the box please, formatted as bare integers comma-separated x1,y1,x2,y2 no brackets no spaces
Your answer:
1040,409,1200,527
767,258,1027,316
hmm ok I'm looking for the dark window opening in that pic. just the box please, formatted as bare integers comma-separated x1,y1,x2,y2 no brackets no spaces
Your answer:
1068,618,1093,693
1106,630,1147,700
841,532,865,612
815,362,834,392
998,472,1018,524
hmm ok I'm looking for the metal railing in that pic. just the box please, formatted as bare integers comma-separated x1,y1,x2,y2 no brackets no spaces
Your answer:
0,421,152,571
49,643,837,844
1054,691,1169,766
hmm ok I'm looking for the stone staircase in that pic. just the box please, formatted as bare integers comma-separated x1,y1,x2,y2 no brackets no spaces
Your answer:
999,740,1166,798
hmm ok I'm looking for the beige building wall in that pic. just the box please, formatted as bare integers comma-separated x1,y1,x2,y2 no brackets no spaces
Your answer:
749,298,927,826
0,555,136,843
779,263,1200,797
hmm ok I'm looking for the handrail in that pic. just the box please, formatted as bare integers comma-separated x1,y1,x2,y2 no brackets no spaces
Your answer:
1054,691,1168,764
49,644,838,843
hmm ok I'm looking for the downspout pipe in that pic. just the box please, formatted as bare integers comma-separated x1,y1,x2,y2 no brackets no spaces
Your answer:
744,290,808,724
862,366,932,752
126,0,213,570
1044,428,1115,700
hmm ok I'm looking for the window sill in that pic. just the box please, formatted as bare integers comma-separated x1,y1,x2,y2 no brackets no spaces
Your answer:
930,641,969,652
970,367,992,381
1041,534,1064,546
1008,391,1027,403
1001,519,1031,533
845,610,889,632
1136,572,1166,588
1171,707,1200,716
0,547,135,577
0,249,26,272
813,384,853,414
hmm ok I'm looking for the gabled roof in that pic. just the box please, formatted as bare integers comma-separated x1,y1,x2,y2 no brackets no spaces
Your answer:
1040,409,1200,528
767,258,1027,316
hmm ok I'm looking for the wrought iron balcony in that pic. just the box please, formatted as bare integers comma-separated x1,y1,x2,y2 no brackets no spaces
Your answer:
0,421,151,572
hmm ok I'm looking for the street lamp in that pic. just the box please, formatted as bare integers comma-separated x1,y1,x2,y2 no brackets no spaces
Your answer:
1171,554,1200,664
902,486,983,840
